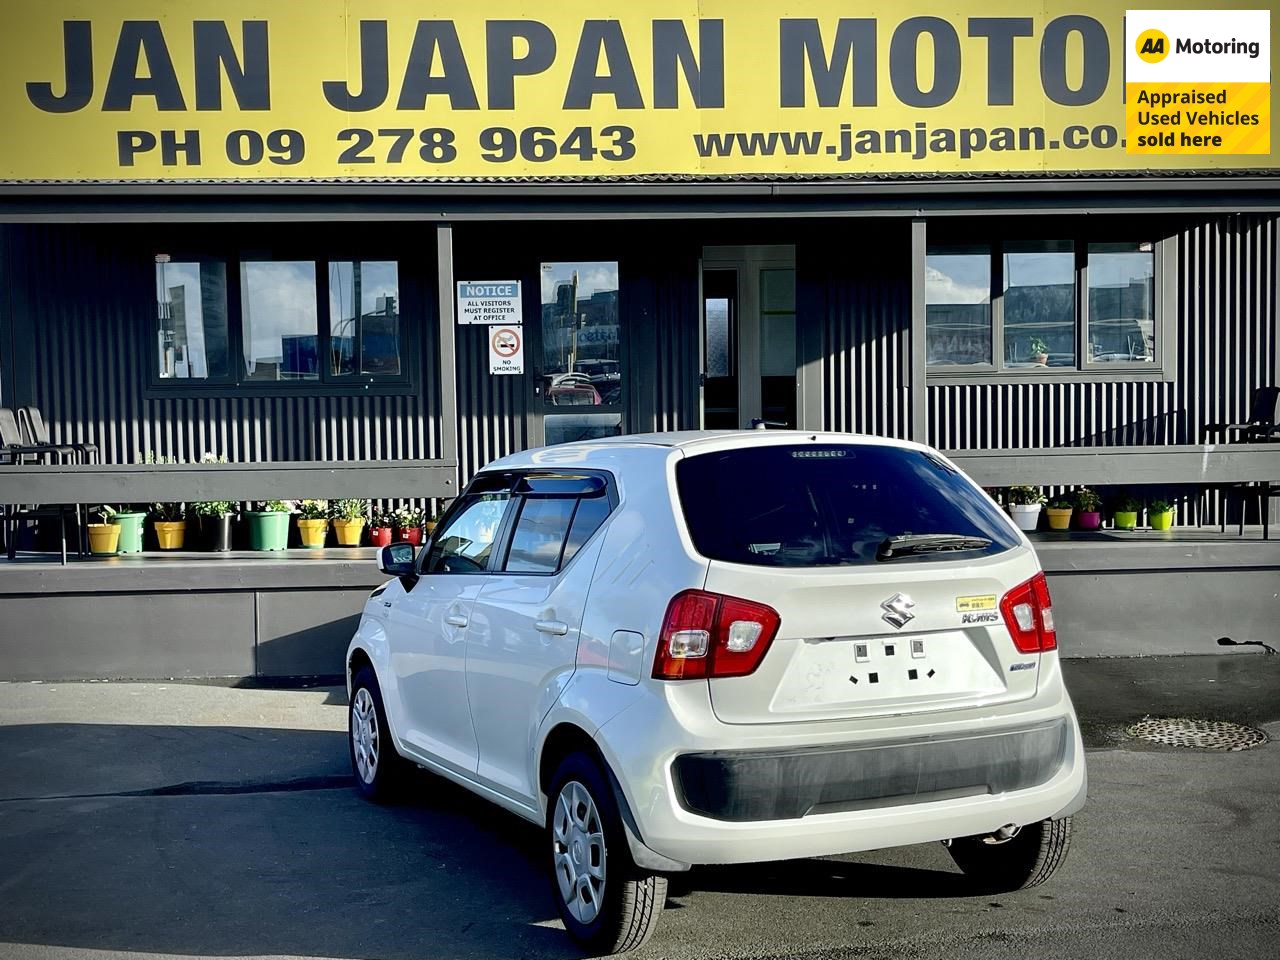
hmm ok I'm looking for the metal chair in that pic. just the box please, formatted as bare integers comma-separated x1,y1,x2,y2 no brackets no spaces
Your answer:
19,406,98,463
1202,388,1280,538
1,407,82,563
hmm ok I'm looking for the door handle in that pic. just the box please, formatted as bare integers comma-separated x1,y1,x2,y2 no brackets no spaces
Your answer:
535,620,569,636
445,614,469,628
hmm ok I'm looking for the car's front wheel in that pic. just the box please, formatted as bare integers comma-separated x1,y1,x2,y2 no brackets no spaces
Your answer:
546,752,667,954
349,665,410,802
947,816,1073,891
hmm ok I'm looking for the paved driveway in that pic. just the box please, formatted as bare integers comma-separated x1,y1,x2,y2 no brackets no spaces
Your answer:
0,661,1278,960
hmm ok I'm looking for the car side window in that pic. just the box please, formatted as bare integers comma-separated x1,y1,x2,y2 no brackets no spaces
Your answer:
505,498,577,573
423,494,510,574
561,495,611,567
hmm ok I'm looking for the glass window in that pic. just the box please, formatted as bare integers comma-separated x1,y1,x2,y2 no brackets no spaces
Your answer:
505,498,577,573
1087,242,1155,363
544,413,623,446
540,262,621,407
562,495,612,566
705,297,731,377
1002,241,1075,368
155,259,230,380
926,246,992,366
759,267,797,426
425,494,510,574
675,445,1019,568
241,261,319,381
328,261,402,377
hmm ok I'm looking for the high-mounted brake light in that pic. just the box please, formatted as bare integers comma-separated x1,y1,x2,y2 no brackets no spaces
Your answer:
999,572,1057,653
652,589,781,680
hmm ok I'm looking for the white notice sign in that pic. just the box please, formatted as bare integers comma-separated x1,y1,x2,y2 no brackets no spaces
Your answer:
457,280,521,325
488,325,524,375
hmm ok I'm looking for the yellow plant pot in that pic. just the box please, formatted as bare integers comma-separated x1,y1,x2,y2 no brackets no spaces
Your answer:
298,518,329,549
424,519,437,535
1045,507,1073,531
333,518,366,546
154,520,186,550
87,523,121,555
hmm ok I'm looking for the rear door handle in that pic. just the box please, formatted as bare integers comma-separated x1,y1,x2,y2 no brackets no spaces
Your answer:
535,620,569,636
445,614,469,628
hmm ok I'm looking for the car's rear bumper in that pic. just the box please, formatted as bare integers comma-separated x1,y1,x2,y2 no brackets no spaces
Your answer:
594,679,1086,866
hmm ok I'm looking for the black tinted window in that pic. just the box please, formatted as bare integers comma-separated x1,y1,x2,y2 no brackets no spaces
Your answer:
561,496,611,566
676,445,1018,567
505,498,577,573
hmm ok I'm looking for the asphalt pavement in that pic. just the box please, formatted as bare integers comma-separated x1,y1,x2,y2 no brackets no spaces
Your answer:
0,656,1278,960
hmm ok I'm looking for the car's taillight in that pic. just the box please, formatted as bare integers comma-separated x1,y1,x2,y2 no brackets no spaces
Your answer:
652,589,781,680
999,572,1057,653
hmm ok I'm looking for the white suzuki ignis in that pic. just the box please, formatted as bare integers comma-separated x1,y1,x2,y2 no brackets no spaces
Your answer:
347,431,1086,954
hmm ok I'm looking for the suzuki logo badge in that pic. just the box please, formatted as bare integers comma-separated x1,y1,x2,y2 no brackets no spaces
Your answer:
881,593,916,629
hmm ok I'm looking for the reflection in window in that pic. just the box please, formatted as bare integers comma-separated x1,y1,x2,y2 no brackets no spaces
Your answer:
562,496,611,566
328,261,401,377
241,261,319,381
544,413,623,446
1088,243,1155,363
505,498,576,573
926,246,991,366
540,262,621,407
1003,241,1075,368
427,494,510,574
155,259,230,380
705,297,731,378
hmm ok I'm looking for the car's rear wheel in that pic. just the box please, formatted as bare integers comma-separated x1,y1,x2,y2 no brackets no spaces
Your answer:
546,752,666,954
948,816,1073,891
349,665,409,802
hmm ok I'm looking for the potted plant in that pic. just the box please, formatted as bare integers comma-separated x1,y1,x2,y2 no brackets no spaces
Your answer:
1029,336,1049,365
395,505,426,545
331,498,368,546
1113,495,1141,531
369,509,395,547
86,505,122,556
1045,499,1073,531
1006,486,1045,532
192,499,236,551
1149,499,1175,531
150,500,187,550
424,511,441,536
247,499,293,551
296,499,330,549
1074,488,1103,530
110,504,148,554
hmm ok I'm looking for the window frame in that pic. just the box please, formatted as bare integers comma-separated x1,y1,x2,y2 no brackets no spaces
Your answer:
145,248,418,398
925,234,1176,385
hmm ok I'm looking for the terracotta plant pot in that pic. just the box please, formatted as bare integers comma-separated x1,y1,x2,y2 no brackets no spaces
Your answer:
297,517,330,549
1149,509,1175,531
1076,511,1102,530
111,511,146,553
1008,503,1042,532
1113,510,1139,530
154,520,186,550
246,511,289,551
1045,507,1073,531
369,526,392,547
333,518,366,546
397,526,423,546
87,523,121,556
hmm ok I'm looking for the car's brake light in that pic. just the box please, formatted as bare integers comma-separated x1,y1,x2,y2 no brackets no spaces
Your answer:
999,572,1057,653
653,589,781,680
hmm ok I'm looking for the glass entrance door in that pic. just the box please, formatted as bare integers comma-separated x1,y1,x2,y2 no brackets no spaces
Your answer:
701,246,796,429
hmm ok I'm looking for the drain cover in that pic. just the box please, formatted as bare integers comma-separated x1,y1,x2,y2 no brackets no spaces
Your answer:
1126,717,1268,751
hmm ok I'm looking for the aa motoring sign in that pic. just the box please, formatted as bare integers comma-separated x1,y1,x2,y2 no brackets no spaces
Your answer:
0,1,1273,182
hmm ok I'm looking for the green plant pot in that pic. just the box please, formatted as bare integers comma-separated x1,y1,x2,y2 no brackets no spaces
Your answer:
1149,509,1175,531
246,511,290,551
1114,510,1138,530
111,512,147,554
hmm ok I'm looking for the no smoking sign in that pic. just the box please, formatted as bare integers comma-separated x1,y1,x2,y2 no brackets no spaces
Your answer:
488,325,524,375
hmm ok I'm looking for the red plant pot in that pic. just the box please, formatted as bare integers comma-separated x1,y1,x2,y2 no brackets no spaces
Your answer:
1076,511,1102,530
369,526,393,547
397,526,423,546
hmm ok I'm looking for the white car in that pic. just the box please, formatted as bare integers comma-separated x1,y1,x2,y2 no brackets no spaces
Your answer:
346,431,1086,954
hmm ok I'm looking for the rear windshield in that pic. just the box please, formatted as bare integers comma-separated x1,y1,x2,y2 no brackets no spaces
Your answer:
675,444,1019,567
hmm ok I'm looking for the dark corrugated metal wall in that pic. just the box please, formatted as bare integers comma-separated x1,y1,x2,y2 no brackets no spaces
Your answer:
7,225,440,465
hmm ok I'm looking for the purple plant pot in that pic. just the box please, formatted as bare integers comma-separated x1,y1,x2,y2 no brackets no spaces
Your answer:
1076,511,1102,530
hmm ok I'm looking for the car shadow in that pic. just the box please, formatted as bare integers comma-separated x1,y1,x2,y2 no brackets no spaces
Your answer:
678,857,972,900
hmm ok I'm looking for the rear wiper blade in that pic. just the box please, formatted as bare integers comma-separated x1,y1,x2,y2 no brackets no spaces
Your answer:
877,533,992,560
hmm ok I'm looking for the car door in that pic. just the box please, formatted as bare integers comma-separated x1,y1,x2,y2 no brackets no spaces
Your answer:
386,484,513,776
465,474,615,805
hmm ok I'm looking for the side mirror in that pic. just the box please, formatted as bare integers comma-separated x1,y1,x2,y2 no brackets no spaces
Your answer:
378,542,417,578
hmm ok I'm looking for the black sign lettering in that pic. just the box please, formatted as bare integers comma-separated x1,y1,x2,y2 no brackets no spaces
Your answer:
397,21,479,110
652,19,724,109
103,21,186,111
968,17,1033,106
27,20,94,113
486,21,556,110
889,17,960,108
1041,15,1109,106
193,21,270,110
322,21,389,111
563,21,644,109
779,19,877,108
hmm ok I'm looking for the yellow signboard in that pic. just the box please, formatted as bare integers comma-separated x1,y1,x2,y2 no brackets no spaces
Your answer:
1,1,1275,182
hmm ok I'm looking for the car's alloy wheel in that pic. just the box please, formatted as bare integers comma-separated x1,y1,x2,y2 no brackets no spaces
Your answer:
348,665,407,802
351,686,379,784
552,779,608,924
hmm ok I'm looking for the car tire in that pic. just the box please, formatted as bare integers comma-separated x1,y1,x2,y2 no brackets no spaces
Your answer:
349,666,410,802
948,816,1073,891
546,752,667,954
